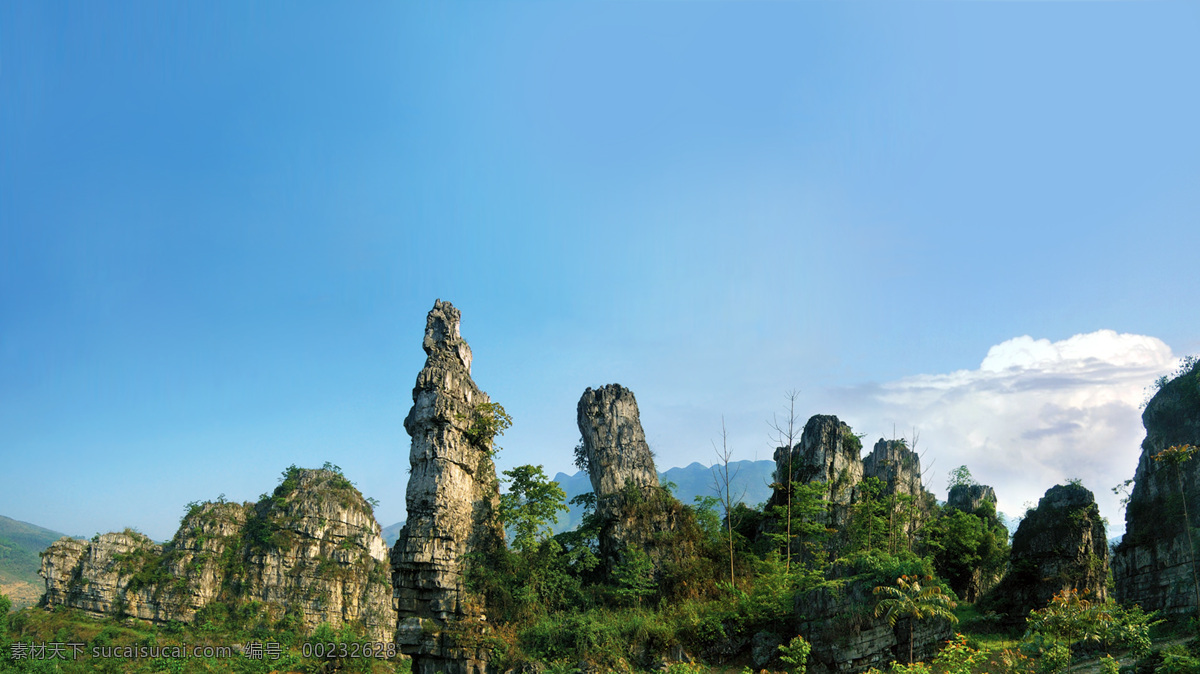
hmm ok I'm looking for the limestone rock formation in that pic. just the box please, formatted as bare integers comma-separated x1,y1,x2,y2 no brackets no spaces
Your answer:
577,384,660,500
862,439,936,538
1113,359,1200,617
392,300,505,674
769,415,864,543
576,385,666,562
796,576,954,674
41,531,163,620
983,483,1107,621
862,439,922,500
947,485,997,514
40,468,395,640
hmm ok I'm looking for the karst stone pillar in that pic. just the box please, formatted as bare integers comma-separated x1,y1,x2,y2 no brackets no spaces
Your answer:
391,300,504,674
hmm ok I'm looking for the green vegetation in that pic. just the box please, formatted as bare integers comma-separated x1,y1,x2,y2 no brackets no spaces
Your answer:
0,516,70,609
948,465,976,491
1152,443,1200,621
873,575,959,664
0,600,408,673
500,465,569,553
923,501,1010,602
459,401,513,455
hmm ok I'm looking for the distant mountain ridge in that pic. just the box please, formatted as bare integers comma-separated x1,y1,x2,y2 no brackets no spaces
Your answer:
379,460,777,545
0,514,73,608
551,459,775,534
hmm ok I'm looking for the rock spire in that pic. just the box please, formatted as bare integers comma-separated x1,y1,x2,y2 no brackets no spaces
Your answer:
576,384,678,568
1114,359,1200,616
391,300,504,674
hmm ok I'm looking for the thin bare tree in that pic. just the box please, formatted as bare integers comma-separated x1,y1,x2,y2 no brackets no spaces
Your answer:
768,390,803,573
711,417,746,587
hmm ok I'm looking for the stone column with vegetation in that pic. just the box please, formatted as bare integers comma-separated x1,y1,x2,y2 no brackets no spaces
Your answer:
391,300,506,674
981,482,1108,623
767,414,864,554
1113,356,1200,618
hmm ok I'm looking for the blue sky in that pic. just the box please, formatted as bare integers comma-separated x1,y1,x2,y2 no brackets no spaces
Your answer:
2,2,1198,542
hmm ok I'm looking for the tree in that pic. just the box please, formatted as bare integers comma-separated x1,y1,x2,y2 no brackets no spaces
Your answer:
778,635,812,674
612,547,655,606
499,464,569,553
459,401,513,456
1026,589,1114,674
711,417,746,586
873,575,959,664
947,465,976,491
851,476,889,554
768,390,804,573
1152,443,1200,621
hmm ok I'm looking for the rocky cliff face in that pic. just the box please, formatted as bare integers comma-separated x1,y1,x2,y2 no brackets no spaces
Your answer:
576,384,667,564
391,300,505,674
769,415,864,543
1114,359,1200,617
796,575,954,674
40,468,394,640
983,483,1107,621
862,439,934,538
577,384,660,500
947,485,997,514
862,440,922,500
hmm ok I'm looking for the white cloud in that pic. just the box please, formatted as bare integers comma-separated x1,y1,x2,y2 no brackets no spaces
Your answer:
833,330,1178,537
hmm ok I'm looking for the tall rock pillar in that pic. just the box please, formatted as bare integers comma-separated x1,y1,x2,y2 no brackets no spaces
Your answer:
392,300,505,674
577,384,676,569
1114,359,1200,617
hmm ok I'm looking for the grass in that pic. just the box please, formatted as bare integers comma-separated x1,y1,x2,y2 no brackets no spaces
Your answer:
1,604,411,673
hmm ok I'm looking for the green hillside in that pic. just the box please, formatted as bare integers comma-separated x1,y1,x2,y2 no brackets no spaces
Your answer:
0,515,71,608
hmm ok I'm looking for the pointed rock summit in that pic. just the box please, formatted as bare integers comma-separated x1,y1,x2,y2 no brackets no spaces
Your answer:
769,415,864,536
862,439,923,499
983,482,1107,622
392,300,504,674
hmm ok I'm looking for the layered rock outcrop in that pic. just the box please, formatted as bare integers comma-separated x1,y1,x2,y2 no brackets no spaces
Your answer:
391,300,505,674
983,483,1107,621
40,468,394,640
947,485,997,514
1114,359,1200,617
796,575,954,674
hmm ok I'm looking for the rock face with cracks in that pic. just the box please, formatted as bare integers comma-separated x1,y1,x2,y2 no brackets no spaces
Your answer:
947,485,997,514
862,438,934,538
40,468,395,641
1114,359,1200,617
768,415,864,550
983,483,1107,622
796,575,954,674
391,300,505,674
576,384,679,568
